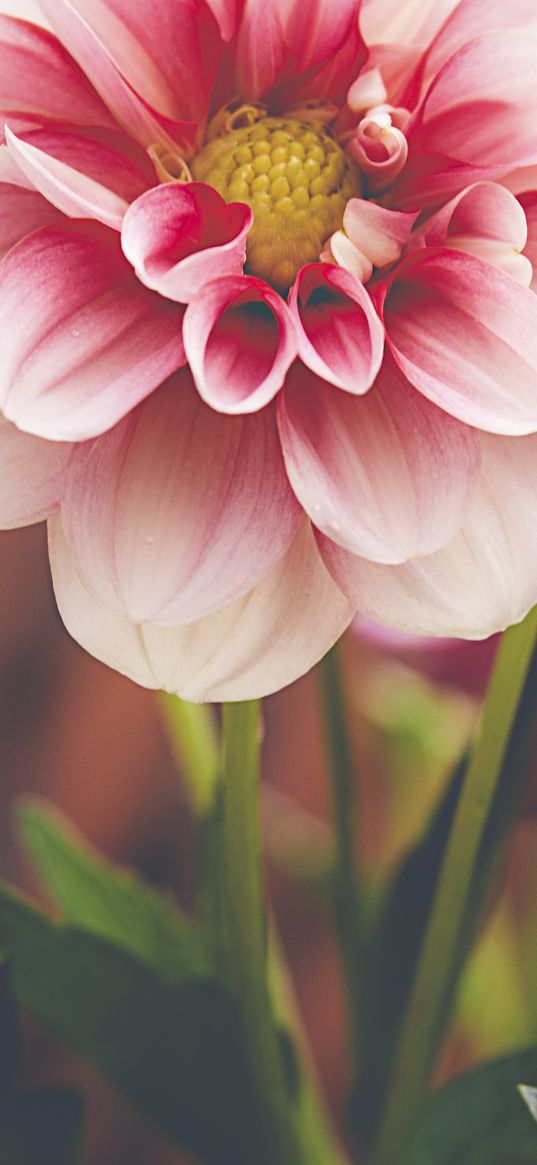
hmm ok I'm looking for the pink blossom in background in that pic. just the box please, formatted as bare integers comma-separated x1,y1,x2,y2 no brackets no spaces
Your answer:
1,0,537,699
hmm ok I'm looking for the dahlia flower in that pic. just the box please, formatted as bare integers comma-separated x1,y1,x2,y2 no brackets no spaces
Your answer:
2,0,537,700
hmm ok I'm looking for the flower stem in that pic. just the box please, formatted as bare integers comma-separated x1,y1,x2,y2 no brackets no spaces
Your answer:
371,605,537,1165
160,694,218,817
321,645,364,1066
221,699,303,1165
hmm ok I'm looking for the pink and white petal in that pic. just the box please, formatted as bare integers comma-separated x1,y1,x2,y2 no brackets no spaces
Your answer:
420,0,537,94
60,372,301,624
343,199,418,269
382,248,537,434
39,0,198,149
320,431,537,639
71,0,224,125
5,125,152,230
50,515,354,701
121,183,252,302
290,263,384,394
0,413,72,528
278,357,480,564
416,181,532,286
519,191,537,292
0,15,114,128
360,0,461,48
235,0,364,104
184,275,297,413
413,31,537,174
0,182,62,258
0,219,184,441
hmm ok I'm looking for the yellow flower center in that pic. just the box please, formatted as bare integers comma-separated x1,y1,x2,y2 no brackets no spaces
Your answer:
192,116,360,290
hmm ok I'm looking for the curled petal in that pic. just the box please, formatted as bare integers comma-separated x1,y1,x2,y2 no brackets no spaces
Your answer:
414,181,533,286
343,198,418,271
0,15,114,129
0,182,61,259
121,183,252,302
278,357,480,563
0,413,72,529
184,274,297,413
60,372,301,625
50,515,353,702
289,263,384,394
5,125,153,231
0,220,185,441
320,431,537,639
382,248,537,434
348,114,408,191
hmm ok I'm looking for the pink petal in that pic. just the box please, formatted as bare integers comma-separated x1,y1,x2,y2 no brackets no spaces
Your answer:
408,31,537,188
278,356,480,563
0,219,185,441
420,0,537,93
0,182,62,258
0,15,114,129
183,275,297,413
0,413,72,528
382,248,537,434
320,430,537,639
5,125,153,230
204,0,240,42
235,0,364,103
289,263,384,394
39,0,199,149
121,182,252,302
60,372,301,625
360,0,461,48
519,191,537,292
50,515,353,701
414,181,533,286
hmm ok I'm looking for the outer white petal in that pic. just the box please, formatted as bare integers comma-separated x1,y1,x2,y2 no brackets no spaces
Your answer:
320,431,537,639
49,517,354,702
0,412,72,528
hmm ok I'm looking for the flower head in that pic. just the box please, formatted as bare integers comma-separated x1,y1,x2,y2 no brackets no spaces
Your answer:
2,0,537,699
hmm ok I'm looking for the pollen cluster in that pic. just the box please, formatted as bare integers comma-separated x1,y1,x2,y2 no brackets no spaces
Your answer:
192,117,360,290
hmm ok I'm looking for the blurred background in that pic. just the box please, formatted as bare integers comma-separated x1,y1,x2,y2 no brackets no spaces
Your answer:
2,518,537,1163
3,1,537,1159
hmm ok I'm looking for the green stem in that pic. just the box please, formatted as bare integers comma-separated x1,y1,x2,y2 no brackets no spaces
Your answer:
221,700,303,1165
321,646,364,1066
160,694,218,817
371,605,537,1165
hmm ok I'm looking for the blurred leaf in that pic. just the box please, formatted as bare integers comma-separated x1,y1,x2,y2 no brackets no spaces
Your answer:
518,1084,537,1124
0,883,261,1164
354,645,537,1151
352,757,465,1148
17,797,210,982
407,1048,537,1164
0,1086,83,1165
0,955,20,1101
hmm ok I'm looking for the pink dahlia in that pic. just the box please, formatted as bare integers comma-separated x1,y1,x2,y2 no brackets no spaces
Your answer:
2,0,537,700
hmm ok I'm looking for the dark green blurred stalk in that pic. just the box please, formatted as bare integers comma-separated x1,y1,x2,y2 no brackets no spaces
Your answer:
321,646,364,1069
371,606,537,1165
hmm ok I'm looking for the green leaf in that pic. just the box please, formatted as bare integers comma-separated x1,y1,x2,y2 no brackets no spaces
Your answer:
0,884,261,1164
0,955,20,1100
407,1047,537,1164
16,797,210,982
0,1086,83,1165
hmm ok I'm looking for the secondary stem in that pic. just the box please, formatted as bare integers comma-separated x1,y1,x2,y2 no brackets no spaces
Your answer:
371,605,537,1165
221,699,303,1165
322,646,364,1066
